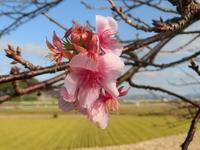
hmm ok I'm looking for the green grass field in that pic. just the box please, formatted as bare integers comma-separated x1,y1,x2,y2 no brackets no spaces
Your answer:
0,101,198,150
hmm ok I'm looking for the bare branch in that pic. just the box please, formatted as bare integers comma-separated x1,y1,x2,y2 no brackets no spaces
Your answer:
0,62,68,84
108,0,153,32
181,108,200,150
0,73,66,104
189,60,200,76
5,45,41,70
128,80,200,108
42,12,68,31
162,34,200,53
0,0,63,37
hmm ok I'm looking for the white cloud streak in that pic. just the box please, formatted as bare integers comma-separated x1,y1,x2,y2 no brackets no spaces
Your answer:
0,39,49,56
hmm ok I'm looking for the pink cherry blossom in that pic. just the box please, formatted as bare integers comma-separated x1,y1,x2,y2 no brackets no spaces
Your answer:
96,15,123,56
65,23,99,59
87,97,109,129
63,52,124,109
59,81,128,129
46,31,73,63
88,86,128,129
118,86,129,96
55,15,127,129
65,23,94,53
72,34,99,60
59,87,76,112
59,87,87,114
65,22,92,46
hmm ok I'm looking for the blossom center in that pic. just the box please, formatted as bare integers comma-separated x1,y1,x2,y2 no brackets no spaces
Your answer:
81,70,101,88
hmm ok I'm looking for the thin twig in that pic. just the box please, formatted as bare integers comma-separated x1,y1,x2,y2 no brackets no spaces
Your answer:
42,12,68,31
108,0,153,32
129,80,200,108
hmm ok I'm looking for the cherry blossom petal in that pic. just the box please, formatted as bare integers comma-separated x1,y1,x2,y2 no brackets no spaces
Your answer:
64,72,79,99
102,41,123,56
88,100,109,129
72,43,87,53
46,38,57,53
99,53,124,80
69,53,98,71
96,15,117,36
62,50,73,59
118,86,129,97
78,86,100,108
87,35,99,54
96,15,122,56
53,31,62,50
60,86,75,102
102,81,119,97
107,16,118,31
58,98,75,112
96,15,108,36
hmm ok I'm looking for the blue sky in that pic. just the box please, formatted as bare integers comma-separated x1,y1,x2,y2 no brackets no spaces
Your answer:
1,0,200,97
1,0,175,44
0,0,174,70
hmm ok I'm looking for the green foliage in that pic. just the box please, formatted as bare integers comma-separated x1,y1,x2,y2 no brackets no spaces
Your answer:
0,78,38,92
0,78,39,101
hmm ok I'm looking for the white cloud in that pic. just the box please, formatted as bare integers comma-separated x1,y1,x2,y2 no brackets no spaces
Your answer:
0,39,52,75
0,39,48,56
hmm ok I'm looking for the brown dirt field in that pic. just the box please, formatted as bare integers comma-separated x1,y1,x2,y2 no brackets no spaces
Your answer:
77,132,200,150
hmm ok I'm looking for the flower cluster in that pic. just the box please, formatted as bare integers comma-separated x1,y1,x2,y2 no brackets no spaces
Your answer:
46,15,128,129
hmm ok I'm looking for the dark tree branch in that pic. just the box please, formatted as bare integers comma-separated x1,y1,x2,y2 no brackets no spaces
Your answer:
181,108,200,150
108,0,154,32
189,60,200,76
0,0,63,37
0,62,68,84
0,73,66,104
